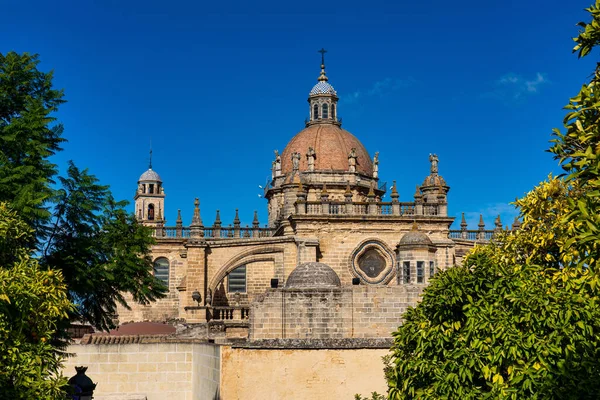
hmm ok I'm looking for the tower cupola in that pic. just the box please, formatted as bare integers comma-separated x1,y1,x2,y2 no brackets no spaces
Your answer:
307,48,340,126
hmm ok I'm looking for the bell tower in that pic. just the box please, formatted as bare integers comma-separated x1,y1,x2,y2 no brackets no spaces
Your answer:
134,149,166,226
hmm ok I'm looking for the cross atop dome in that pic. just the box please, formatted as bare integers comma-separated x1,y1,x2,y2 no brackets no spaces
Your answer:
318,48,328,82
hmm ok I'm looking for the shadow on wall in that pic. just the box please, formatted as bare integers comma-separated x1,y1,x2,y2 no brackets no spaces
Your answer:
213,385,221,400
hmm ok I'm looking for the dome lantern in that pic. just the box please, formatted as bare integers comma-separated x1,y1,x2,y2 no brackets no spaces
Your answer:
307,48,340,126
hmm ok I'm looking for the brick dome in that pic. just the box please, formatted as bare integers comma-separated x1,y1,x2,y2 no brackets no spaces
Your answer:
281,124,373,175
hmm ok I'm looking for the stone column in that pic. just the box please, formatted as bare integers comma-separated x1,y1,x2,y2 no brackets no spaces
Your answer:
184,242,208,323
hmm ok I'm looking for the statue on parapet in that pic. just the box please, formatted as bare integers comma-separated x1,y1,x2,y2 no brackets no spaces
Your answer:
274,150,282,177
373,151,379,178
292,151,301,171
348,148,357,172
306,147,316,172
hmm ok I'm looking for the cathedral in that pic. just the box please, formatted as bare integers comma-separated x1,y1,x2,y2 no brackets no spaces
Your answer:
117,52,499,339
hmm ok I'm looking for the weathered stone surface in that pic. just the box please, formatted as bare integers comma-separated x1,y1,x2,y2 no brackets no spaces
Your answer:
285,262,341,289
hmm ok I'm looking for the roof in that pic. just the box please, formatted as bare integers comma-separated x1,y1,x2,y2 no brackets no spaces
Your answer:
139,168,162,182
310,81,337,96
285,262,341,289
281,124,373,175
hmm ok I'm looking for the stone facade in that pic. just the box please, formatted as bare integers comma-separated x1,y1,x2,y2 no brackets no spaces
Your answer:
250,286,423,340
119,56,499,337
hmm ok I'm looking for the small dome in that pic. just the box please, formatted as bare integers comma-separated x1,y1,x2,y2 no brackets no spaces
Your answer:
399,230,433,247
422,174,447,187
310,81,337,96
139,168,162,182
285,262,341,289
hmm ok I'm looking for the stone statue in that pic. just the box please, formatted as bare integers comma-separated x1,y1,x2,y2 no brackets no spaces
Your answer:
348,148,357,172
373,151,379,178
429,153,439,174
292,152,301,171
274,150,282,177
306,147,316,171
138,183,144,193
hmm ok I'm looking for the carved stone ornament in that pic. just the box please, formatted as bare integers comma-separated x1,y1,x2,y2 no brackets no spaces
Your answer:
350,239,396,284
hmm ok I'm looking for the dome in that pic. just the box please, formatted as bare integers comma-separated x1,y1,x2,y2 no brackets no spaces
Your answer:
310,81,337,96
422,174,447,187
139,168,162,182
285,262,341,289
281,124,373,175
399,230,433,247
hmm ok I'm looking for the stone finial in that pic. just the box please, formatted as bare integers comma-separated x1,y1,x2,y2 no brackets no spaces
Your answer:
233,209,241,228
214,210,222,227
367,181,376,198
190,198,204,238
414,185,422,198
512,216,522,230
253,211,260,228
494,214,502,231
460,212,467,231
391,180,399,201
320,184,329,203
411,221,419,231
478,214,485,230
297,178,304,192
191,198,203,226
157,206,163,221
176,209,182,226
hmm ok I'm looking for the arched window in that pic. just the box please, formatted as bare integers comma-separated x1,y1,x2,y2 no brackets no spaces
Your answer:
153,257,169,286
322,103,329,119
331,104,336,120
228,265,246,293
313,104,319,120
148,204,155,220
149,184,154,194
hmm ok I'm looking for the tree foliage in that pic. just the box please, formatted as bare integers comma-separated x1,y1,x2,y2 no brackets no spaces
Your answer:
0,52,65,232
0,203,73,400
0,51,166,334
387,2,600,399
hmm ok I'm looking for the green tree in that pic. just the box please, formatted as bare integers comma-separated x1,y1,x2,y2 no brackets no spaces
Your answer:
0,50,166,332
43,162,164,331
386,2,600,399
0,203,73,400
0,52,65,233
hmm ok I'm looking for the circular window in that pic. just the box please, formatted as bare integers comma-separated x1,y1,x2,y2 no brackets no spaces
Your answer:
350,240,395,284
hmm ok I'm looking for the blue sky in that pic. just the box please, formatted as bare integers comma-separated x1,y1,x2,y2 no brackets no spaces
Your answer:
2,0,595,229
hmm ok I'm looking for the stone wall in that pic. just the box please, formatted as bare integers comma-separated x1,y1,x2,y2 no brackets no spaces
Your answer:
221,342,391,400
63,342,220,400
250,285,423,340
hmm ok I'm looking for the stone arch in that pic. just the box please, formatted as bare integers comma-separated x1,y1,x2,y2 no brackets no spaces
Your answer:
209,245,285,293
